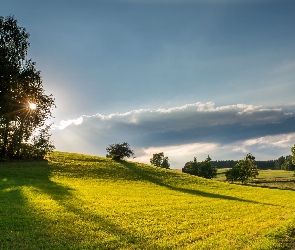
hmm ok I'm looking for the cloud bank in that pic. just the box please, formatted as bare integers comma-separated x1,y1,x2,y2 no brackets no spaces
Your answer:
51,102,295,168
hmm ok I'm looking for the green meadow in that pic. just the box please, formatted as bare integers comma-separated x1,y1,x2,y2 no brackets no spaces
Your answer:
1,152,295,249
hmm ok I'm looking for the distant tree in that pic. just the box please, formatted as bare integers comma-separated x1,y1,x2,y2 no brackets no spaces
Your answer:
150,152,170,169
0,15,55,160
182,155,217,179
225,165,240,183
106,142,134,161
211,160,236,169
182,157,199,175
274,155,295,171
225,153,258,183
292,145,295,165
280,155,295,171
275,156,285,170
199,155,218,179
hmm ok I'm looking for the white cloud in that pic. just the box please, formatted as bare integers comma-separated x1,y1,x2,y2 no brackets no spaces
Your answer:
51,102,295,167
56,117,84,130
131,142,218,167
55,102,292,131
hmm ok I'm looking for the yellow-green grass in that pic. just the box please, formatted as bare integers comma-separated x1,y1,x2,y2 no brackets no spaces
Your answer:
1,152,295,249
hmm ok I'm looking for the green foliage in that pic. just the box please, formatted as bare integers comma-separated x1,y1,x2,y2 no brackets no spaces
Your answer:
182,155,217,179
292,144,295,165
1,152,295,249
106,142,134,160
275,156,285,170
275,155,295,171
0,15,55,160
226,153,259,183
150,152,170,169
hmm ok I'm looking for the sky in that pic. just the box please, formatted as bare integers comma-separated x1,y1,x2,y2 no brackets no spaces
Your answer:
2,0,295,168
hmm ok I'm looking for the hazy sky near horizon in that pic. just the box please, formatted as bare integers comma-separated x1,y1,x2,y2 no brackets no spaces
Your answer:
2,0,295,168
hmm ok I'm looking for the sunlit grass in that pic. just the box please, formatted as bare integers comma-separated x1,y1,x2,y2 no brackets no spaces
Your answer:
1,152,295,249
215,169,295,190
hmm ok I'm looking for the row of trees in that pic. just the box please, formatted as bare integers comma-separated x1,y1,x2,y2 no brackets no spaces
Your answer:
105,143,261,183
182,156,217,179
212,156,295,170
274,155,295,171
106,143,295,184
0,16,55,160
105,143,217,179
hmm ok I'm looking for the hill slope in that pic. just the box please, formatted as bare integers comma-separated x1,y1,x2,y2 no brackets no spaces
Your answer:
1,151,295,249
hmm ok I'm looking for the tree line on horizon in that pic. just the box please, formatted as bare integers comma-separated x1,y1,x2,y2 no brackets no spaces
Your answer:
212,155,295,171
106,142,295,184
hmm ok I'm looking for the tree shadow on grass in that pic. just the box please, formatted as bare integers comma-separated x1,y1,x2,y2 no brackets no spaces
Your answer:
121,161,280,207
0,160,73,198
0,160,165,249
0,161,76,249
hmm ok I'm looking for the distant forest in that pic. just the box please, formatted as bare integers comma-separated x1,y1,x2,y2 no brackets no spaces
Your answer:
212,160,274,170
212,155,295,170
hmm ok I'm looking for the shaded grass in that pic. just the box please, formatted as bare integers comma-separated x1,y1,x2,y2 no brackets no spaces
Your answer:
1,152,295,249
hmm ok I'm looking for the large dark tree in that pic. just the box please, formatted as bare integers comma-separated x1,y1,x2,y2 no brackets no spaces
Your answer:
0,16,55,159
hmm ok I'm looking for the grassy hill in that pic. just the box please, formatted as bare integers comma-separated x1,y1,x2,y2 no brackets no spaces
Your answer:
1,152,295,249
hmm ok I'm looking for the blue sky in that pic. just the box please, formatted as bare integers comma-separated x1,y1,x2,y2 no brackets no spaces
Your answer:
2,0,295,168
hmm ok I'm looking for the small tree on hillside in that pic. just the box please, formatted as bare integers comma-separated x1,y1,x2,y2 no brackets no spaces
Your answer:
225,153,258,183
150,152,170,169
106,142,134,160
182,155,217,179
182,157,199,175
199,155,218,179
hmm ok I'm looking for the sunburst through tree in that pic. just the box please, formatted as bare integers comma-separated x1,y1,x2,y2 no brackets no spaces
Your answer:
0,15,55,159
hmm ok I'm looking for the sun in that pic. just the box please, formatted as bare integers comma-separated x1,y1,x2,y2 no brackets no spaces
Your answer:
29,103,37,110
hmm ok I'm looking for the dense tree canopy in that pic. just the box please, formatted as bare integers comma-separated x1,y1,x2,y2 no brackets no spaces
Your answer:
106,142,134,160
182,156,217,179
150,152,170,169
225,153,258,183
0,16,55,160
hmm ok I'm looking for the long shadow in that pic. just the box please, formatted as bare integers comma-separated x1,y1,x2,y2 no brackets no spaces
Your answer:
0,160,74,199
0,160,76,249
0,160,165,249
121,161,280,207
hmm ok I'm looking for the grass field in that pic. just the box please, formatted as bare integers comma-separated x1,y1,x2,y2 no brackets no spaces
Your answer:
1,152,295,249
214,169,295,190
